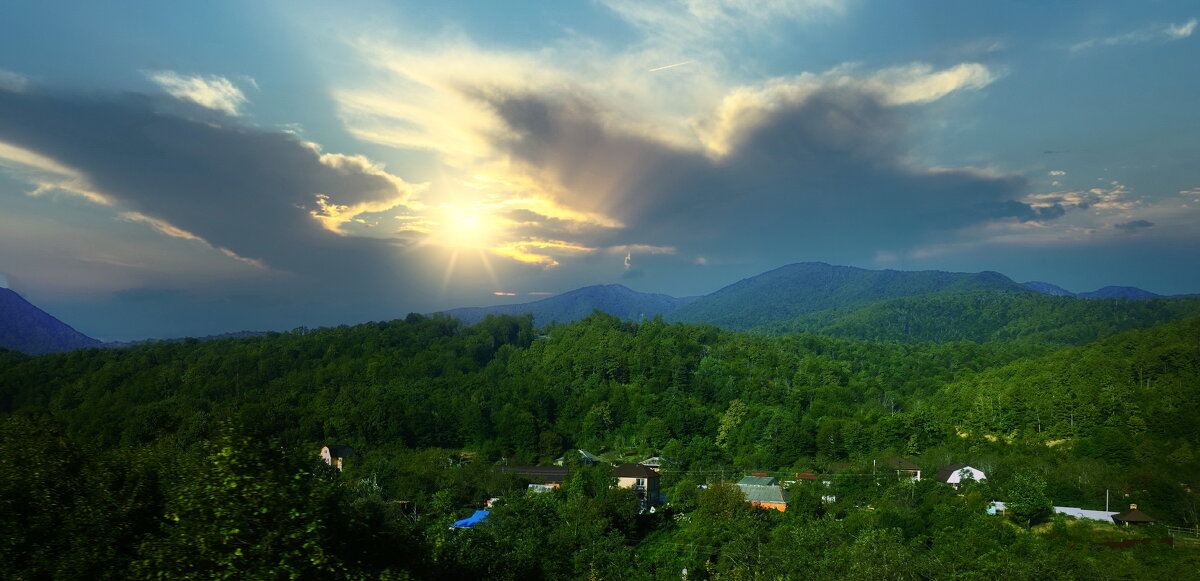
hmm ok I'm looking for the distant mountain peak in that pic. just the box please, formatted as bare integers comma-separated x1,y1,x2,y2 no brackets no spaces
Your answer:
0,288,100,354
1022,281,1076,296
1077,286,1161,300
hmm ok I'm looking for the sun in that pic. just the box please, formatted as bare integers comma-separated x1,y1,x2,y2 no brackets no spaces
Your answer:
435,206,496,250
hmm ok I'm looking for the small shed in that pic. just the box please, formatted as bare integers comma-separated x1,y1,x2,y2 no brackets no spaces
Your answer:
1112,504,1157,525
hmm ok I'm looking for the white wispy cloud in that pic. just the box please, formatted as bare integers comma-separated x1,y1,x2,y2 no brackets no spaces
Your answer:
696,62,995,156
1071,18,1197,52
120,211,269,269
146,71,250,115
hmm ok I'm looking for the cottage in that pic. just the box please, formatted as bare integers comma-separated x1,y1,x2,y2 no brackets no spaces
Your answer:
934,464,987,488
881,457,922,481
320,445,355,471
614,463,661,508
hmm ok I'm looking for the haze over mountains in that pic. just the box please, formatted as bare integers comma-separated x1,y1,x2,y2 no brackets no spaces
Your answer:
1,262,1193,354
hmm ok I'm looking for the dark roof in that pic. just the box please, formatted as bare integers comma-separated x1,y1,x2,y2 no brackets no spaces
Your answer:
882,457,921,471
1112,508,1157,524
324,445,355,458
738,475,779,487
935,464,965,483
613,463,658,479
795,471,818,481
496,465,569,483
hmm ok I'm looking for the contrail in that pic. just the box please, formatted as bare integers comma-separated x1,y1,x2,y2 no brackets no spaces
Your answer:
648,60,694,72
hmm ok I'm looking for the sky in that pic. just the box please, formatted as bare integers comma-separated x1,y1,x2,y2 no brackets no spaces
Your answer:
1,0,1198,340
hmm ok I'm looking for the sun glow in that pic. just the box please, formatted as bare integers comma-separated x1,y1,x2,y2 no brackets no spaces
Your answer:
434,206,495,250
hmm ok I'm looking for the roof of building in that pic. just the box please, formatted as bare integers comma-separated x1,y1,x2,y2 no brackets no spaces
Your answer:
737,484,787,505
795,471,819,480
639,456,674,467
1113,507,1157,524
614,463,658,479
737,475,779,487
935,464,986,483
496,465,569,483
1053,506,1117,522
882,457,921,471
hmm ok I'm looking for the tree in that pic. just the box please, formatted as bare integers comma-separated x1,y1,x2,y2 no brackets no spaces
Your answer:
132,426,347,579
1006,471,1052,528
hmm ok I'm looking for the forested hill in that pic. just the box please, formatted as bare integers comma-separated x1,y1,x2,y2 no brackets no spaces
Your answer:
438,284,695,326
667,262,1029,330
0,287,100,354
3,312,1199,578
759,290,1200,345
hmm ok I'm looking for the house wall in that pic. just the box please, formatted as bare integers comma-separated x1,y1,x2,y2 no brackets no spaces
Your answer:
616,476,660,505
750,501,787,512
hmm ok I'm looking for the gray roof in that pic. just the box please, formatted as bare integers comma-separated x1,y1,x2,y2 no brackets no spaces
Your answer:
737,475,779,486
737,484,787,504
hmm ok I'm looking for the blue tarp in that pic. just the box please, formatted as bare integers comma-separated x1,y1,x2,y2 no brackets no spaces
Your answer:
452,510,490,528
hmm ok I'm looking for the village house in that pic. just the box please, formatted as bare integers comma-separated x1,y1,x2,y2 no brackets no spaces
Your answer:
320,445,355,472
736,475,788,512
614,463,660,509
881,457,922,481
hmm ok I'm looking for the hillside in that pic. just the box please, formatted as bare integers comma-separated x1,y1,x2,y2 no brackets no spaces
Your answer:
0,288,100,354
667,262,1029,330
438,283,694,326
2,311,1199,578
760,290,1200,345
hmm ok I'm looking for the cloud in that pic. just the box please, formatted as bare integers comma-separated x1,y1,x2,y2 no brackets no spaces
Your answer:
1071,18,1197,52
0,84,443,335
146,71,250,116
1048,170,1066,176
0,69,27,92
1113,219,1153,232
696,62,995,157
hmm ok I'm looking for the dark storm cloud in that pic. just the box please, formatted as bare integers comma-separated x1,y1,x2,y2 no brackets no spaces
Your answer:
476,85,1048,262
0,86,434,337
0,86,415,273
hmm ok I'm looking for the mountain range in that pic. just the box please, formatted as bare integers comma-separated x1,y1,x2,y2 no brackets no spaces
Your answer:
2,262,1193,353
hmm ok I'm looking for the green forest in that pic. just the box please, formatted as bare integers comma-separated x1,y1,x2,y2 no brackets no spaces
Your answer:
3,305,1200,579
